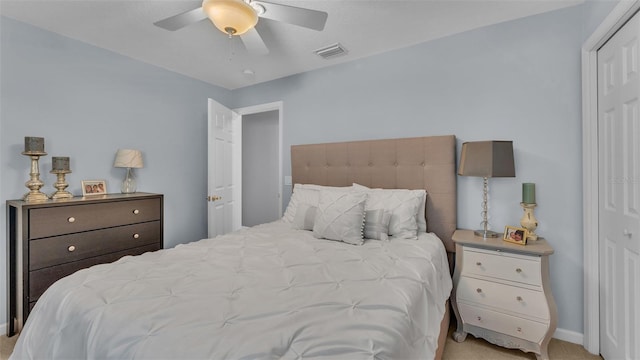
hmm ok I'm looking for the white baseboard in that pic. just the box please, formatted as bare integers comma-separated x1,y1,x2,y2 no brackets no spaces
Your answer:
554,327,584,345
1,322,6,336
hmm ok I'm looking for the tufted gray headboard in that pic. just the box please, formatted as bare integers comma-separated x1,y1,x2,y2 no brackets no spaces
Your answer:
291,135,457,253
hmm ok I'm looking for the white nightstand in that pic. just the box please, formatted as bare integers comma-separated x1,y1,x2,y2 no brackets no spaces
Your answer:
451,229,558,360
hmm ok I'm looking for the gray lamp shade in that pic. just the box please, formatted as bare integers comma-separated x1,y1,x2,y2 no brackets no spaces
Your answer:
113,149,144,168
458,141,515,178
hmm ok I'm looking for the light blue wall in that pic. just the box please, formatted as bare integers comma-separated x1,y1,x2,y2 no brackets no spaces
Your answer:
0,16,232,325
231,2,616,335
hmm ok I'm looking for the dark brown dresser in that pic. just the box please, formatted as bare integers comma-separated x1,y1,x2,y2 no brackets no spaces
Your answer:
6,192,163,336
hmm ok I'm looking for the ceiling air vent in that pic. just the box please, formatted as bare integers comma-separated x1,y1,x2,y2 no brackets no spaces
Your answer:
314,43,348,59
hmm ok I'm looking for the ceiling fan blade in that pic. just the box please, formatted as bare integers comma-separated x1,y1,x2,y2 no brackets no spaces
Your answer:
241,28,269,55
252,1,328,31
154,7,207,31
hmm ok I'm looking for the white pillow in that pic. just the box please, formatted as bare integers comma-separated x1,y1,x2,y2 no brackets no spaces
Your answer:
313,190,367,245
364,209,391,241
282,184,352,223
353,184,425,240
292,204,317,231
353,183,427,232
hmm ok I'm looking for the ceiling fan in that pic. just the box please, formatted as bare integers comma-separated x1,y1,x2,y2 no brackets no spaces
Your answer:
154,0,328,55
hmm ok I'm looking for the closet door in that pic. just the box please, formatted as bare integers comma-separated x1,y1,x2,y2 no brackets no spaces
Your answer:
597,10,640,360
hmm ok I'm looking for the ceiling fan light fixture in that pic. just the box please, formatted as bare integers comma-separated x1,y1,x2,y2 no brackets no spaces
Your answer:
202,0,258,36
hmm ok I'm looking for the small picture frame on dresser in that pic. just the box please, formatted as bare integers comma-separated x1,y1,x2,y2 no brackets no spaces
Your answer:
503,225,528,245
82,180,107,196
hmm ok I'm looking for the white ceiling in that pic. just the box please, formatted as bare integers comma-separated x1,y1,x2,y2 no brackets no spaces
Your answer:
0,0,583,90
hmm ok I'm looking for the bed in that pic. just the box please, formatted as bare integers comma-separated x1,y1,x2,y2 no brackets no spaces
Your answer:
10,135,457,359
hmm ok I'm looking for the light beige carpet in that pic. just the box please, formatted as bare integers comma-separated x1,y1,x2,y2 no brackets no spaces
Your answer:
1,326,602,360
442,326,603,360
0,335,17,360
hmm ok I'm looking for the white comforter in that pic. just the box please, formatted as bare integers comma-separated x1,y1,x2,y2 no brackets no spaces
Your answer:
11,221,452,359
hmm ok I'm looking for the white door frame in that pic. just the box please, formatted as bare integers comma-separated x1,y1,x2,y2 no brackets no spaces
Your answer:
233,101,284,216
582,1,640,354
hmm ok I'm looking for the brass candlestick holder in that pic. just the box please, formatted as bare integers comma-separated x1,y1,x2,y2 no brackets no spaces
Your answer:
520,202,539,241
50,170,73,199
22,151,49,202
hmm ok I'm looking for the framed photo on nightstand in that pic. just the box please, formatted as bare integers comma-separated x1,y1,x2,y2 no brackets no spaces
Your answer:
503,226,528,245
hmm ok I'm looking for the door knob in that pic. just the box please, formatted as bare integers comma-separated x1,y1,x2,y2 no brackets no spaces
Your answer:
207,195,222,202
623,229,632,238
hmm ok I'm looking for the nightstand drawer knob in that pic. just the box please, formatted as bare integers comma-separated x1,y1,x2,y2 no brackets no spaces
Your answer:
133,233,140,239
67,217,76,223
133,209,140,215
517,296,523,302
517,327,522,332
476,262,482,266
516,268,522,273
476,288,482,293
68,245,76,252
477,316,482,321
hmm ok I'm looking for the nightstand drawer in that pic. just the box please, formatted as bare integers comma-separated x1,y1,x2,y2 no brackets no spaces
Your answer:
463,248,542,286
29,221,161,271
458,302,548,343
457,277,550,320
29,198,161,239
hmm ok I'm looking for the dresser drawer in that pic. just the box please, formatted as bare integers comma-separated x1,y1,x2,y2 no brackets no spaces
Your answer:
457,277,550,321
29,198,161,239
463,248,542,286
458,302,548,343
29,221,161,271
29,243,160,302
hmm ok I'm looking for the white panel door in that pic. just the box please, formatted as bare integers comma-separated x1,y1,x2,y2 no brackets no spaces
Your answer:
598,10,640,360
207,98,241,238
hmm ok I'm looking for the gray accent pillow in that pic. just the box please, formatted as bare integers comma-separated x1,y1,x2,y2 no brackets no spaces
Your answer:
313,191,367,245
292,203,317,231
364,209,391,241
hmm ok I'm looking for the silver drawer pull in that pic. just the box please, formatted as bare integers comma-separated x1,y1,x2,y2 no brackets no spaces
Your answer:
516,296,523,302
516,268,522,273
133,233,140,239
68,245,76,252
476,288,482,293
133,209,140,215
67,217,76,223
476,262,482,266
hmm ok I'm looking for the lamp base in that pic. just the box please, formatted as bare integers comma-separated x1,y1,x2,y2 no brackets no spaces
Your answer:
474,229,500,238
121,168,137,194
